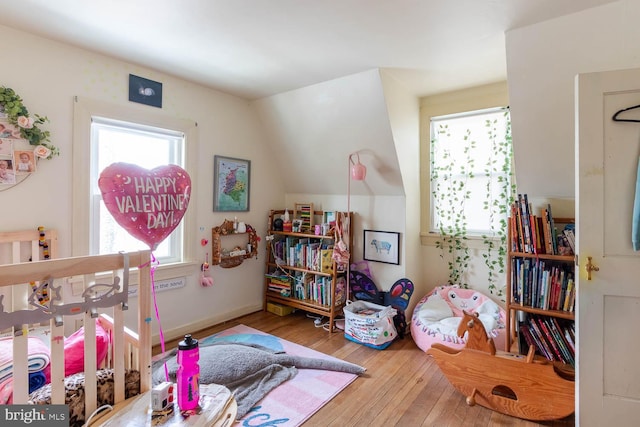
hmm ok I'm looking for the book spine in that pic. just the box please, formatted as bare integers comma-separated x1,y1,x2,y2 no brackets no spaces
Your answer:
532,316,561,362
519,195,532,253
542,208,553,254
517,210,525,253
511,257,520,304
550,318,575,366
527,321,554,360
547,204,558,254
510,205,519,252
535,216,546,254
519,323,536,355
540,317,568,364
563,276,574,311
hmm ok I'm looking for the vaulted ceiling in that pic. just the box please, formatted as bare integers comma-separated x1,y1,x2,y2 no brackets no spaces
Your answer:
0,1,617,100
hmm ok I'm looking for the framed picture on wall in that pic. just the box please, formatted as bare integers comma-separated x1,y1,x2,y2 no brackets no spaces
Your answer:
213,155,251,211
128,74,163,108
363,229,400,265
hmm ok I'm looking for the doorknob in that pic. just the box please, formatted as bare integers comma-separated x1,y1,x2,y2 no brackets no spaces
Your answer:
586,256,599,280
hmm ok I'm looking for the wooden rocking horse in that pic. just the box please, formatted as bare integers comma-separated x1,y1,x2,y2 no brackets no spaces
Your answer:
426,310,574,421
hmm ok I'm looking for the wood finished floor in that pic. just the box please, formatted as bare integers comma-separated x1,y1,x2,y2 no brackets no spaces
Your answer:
154,310,575,427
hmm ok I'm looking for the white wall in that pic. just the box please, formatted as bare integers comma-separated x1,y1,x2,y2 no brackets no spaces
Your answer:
507,0,640,199
253,69,404,197
379,71,424,312
0,24,284,342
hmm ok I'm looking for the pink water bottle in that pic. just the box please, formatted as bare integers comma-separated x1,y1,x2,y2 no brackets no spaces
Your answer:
176,334,200,411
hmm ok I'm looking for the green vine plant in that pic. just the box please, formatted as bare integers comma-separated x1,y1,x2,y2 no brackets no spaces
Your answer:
431,124,474,288
431,109,514,296
480,111,515,297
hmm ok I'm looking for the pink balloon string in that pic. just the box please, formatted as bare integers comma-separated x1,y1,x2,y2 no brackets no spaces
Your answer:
149,252,169,382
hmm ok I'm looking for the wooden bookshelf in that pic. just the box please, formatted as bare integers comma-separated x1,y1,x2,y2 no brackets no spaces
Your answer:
263,209,352,332
505,200,576,368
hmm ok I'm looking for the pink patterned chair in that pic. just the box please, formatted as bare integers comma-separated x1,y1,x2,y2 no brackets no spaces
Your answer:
410,285,507,352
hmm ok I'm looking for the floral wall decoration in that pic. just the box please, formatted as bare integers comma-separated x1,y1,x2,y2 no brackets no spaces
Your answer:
0,86,59,190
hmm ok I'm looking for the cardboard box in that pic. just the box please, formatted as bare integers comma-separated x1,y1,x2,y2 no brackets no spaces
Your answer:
267,302,294,316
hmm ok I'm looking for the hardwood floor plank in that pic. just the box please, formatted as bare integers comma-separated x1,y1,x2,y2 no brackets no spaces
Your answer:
153,310,575,426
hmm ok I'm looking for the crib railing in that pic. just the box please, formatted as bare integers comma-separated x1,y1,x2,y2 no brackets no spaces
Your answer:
0,249,151,418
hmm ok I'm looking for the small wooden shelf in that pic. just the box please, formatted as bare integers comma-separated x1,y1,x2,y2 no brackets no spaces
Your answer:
211,219,258,268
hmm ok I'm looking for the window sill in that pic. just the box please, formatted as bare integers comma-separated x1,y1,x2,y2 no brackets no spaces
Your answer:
420,232,501,250
153,260,200,281
92,260,199,286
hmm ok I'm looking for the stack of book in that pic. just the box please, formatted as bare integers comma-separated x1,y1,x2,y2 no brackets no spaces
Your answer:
271,236,334,272
510,195,574,256
265,273,292,296
517,314,575,367
510,258,576,312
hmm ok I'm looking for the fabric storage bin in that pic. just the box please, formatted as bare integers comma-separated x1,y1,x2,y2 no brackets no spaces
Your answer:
343,300,397,349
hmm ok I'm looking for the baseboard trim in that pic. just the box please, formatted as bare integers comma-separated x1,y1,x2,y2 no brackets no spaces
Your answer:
151,303,263,345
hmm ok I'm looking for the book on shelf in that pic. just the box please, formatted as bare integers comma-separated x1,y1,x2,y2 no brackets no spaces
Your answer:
510,257,575,312
510,196,575,256
517,314,575,366
563,226,576,254
541,208,553,254
320,248,334,274
527,317,555,360
549,317,575,366
536,316,564,362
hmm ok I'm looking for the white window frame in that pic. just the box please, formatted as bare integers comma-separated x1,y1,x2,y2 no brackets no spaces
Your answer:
73,97,197,278
89,117,185,264
430,107,511,236
419,82,510,248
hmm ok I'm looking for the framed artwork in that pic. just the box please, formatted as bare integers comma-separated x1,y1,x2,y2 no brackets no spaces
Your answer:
129,74,163,108
363,229,400,265
323,211,336,224
213,155,251,211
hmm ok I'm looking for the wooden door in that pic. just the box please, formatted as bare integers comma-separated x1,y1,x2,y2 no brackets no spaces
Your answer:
576,67,640,426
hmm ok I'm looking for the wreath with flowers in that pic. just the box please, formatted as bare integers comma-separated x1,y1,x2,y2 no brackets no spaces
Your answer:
0,86,59,159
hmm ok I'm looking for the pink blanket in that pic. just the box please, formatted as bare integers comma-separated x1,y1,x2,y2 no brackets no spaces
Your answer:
0,336,51,404
0,336,50,382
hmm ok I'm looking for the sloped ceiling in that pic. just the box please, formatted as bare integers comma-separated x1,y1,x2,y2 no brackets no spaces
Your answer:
253,69,404,197
0,1,618,100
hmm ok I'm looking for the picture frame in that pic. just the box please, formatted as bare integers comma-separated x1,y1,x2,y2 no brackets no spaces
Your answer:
363,229,400,265
213,155,251,212
128,74,163,108
323,211,336,225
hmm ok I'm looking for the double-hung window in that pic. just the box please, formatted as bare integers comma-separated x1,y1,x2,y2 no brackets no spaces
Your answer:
73,97,196,271
430,107,513,237
90,118,185,264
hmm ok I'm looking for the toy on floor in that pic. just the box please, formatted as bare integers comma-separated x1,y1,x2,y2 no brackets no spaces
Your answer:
426,310,574,421
349,271,414,338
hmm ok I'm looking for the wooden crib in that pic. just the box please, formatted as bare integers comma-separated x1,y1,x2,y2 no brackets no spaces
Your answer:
0,229,150,423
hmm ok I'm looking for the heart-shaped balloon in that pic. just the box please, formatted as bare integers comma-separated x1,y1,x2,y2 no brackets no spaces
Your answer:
98,163,191,251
